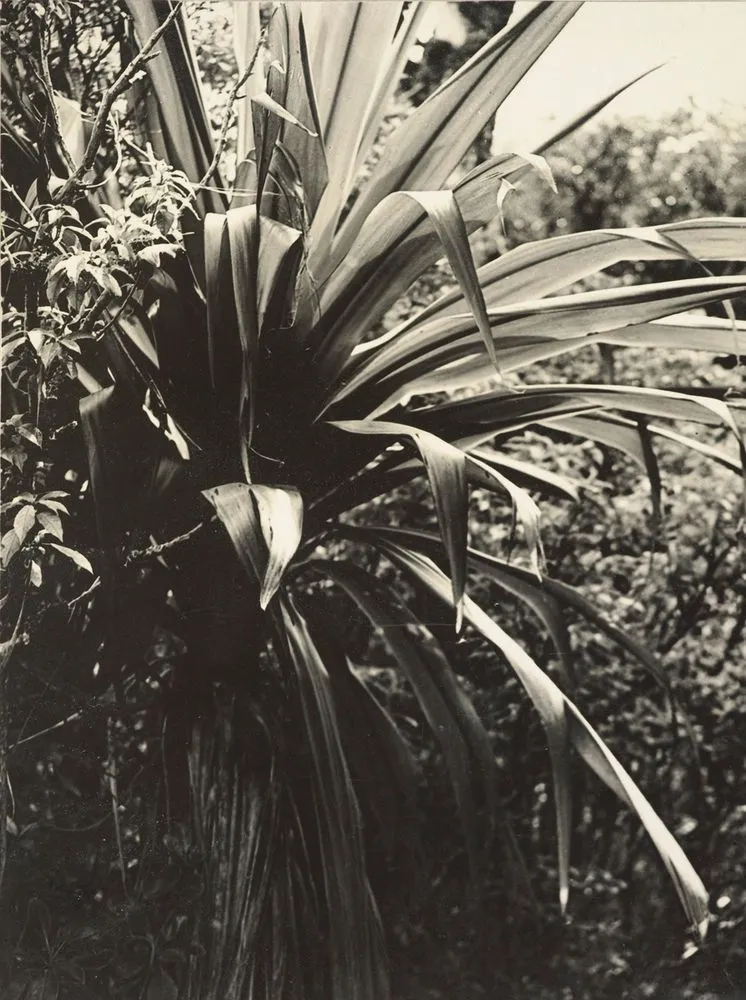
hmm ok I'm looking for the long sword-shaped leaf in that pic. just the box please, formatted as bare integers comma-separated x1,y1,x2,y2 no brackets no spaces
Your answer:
232,1,264,163
409,385,745,468
309,154,536,381
533,64,664,154
349,2,429,185
255,6,327,220
539,411,742,488
334,276,746,415
347,526,672,694
204,207,303,478
372,538,572,915
393,219,746,335
336,2,580,257
331,418,468,628
225,206,260,476
277,597,387,1000
302,3,404,257
317,559,496,877
327,657,419,855
122,0,225,215
370,538,709,934
357,313,746,416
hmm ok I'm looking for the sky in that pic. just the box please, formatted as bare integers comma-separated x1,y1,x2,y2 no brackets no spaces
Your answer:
426,1,746,151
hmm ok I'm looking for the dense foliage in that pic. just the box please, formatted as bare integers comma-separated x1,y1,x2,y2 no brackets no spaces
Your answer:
1,3,745,999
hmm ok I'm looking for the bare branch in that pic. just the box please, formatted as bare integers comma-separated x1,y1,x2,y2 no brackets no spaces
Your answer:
198,12,274,189
37,24,77,176
54,1,186,204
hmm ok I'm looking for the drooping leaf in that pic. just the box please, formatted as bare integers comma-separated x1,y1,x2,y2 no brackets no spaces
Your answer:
310,153,539,387
249,485,304,610
328,657,419,856
466,452,544,575
369,537,709,933
331,418,468,628
470,449,580,502
37,510,64,541
351,524,671,695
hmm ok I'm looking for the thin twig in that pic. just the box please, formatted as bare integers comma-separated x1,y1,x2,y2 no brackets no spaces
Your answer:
8,709,85,751
92,281,140,341
0,176,37,223
107,716,128,899
54,1,186,204
37,25,77,175
76,289,114,337
124,520,209,567
67,576,101,608
197,13,273,189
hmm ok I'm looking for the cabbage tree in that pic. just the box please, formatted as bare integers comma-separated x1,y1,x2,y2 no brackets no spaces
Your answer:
2,2,746,997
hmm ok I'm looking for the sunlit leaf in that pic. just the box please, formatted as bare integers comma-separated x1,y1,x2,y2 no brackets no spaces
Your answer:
203,482,302,608
49,543,93,575
331,418,468,628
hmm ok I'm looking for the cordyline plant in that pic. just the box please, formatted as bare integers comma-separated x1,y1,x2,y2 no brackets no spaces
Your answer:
2,1,746,997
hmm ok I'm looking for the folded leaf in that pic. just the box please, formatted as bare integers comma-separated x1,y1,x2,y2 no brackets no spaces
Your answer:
337,2,580,254
203,482,303,607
